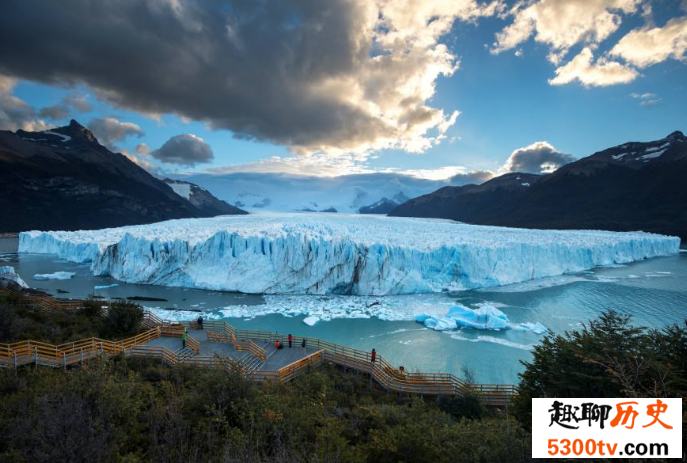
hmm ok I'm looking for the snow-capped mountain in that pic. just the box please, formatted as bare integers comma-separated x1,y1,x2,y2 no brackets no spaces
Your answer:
174,172,448,214
359,192,411,214
0,120,245,232
163,178,246,216
391,131,687,239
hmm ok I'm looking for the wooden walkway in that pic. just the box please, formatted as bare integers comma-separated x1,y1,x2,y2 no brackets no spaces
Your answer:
0,288,516,406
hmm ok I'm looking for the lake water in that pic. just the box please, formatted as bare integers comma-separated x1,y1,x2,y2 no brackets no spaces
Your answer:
2,237,686,385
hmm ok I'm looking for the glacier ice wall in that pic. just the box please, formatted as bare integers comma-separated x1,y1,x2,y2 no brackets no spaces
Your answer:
18,214,681,295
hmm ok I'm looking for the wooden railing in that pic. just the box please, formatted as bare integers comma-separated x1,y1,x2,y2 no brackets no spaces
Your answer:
0,327,161,369
0,288,516,404
186,334,200,353
235,340,267,362
275,349,324,382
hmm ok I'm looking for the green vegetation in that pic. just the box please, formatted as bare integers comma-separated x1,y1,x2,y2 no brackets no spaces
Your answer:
512,311,687,425
0,293,143,343
0,359,530,463
2,295,686,462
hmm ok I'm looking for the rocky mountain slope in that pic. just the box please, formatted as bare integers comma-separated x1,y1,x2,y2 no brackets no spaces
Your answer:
163,178,246,216
0,120,245,232
390,132,687,239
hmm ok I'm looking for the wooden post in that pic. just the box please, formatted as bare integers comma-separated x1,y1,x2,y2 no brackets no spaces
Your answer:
34,347,38,368
63,352,67,371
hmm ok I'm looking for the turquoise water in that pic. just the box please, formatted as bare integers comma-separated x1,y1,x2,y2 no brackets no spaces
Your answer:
2,238,686,384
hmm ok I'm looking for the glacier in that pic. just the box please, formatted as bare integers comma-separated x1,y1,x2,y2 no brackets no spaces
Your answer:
18,213,680,296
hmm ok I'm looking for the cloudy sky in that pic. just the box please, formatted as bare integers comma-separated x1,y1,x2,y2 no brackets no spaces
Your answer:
1,0,686,181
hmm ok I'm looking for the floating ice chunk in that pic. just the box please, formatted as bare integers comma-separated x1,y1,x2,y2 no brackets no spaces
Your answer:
516,322,548,335
303,316,320,326
445,304,509,330
33,271,76,281
417,304,546,333
94,283,119,290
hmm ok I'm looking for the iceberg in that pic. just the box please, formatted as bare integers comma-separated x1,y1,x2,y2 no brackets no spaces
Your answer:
419,304,512,331
33,271,76,281
0,266,28,289
446,304,510,330
418,304,550,334
18,213,680,296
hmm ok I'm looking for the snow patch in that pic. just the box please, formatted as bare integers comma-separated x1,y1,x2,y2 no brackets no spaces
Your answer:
640,149,666,160
168,181,193,200
42,130,71,143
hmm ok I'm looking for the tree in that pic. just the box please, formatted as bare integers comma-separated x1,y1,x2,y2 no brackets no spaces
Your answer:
102,301,143,338
513,311,687,425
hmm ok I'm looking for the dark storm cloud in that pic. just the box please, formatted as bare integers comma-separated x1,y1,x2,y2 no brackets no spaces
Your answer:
448,170,494,186
88,117,143,147
0,0,475,154
502,141,575,174
0,0,382,152
152,134,214,166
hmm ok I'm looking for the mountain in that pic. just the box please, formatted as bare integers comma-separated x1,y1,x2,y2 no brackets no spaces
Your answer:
163,178,246,216
175,172,449,213
390,131,687,240
359,192,411,214
0,120,246,232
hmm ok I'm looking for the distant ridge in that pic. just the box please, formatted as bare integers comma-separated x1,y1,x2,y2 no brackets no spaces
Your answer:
390,132,687,240
0,120,246,232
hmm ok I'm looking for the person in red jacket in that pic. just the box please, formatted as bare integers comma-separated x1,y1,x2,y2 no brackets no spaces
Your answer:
288,333,293,348
371,348,376,363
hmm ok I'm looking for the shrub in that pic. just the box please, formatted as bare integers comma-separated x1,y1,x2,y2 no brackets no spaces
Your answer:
102,301,143,339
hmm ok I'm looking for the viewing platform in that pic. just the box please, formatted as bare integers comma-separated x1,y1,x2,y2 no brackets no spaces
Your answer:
0,288,516,407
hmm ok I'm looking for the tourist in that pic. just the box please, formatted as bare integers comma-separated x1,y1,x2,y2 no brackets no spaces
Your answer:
371,348,376,363
301,338,307,353
181,329,187,349
274,339,279,350
288,333,293,348
197,315,204,330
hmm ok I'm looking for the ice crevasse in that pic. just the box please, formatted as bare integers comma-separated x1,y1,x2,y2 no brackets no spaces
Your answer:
18,214,681,296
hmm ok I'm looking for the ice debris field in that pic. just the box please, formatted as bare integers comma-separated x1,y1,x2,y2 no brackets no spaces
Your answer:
19,213,680,296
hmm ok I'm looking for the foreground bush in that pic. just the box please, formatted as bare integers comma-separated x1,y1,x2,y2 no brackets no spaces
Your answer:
0,359,530,463
0,294,144,343
512,311,687,426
